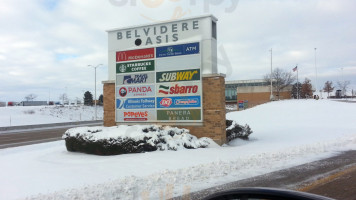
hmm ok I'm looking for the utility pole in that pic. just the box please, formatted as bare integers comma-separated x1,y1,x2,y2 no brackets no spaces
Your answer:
314,48,318,96
88,64,103,120
269,48,274,100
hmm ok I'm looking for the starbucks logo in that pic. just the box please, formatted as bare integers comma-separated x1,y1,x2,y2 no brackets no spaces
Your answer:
119,64,126,73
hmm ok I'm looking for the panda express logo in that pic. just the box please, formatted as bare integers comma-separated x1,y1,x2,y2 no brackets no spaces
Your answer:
119,87,127,97
158,84,198,95
157,69,200,83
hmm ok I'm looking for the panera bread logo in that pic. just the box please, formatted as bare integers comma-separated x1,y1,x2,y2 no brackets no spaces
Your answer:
157,109,201,120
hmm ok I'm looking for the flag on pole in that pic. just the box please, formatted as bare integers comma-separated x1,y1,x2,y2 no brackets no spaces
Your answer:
293,66,298,72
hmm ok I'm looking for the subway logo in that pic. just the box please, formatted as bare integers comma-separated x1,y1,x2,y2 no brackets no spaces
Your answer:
156,69,200,83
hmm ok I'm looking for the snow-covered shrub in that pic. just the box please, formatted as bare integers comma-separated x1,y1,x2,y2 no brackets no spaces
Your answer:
23,110,35,114
226,119,253,142
62,125,214,156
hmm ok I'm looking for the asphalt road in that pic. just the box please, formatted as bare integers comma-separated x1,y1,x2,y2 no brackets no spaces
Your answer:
0,121,102,149
173,150,356,200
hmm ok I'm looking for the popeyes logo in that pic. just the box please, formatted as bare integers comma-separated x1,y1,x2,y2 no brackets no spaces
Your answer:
159,98,172,107
124,111,148,121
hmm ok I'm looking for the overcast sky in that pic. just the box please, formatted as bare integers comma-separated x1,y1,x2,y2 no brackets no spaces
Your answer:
1,0,355,102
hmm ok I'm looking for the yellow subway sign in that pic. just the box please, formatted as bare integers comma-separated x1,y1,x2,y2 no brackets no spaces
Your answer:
156,69,200,83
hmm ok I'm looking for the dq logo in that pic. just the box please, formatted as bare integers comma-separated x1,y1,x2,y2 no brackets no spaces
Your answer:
160,98,172,107
119,87,127,97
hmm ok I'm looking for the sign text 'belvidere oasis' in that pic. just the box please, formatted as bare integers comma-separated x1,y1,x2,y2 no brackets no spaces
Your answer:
116,20,199,45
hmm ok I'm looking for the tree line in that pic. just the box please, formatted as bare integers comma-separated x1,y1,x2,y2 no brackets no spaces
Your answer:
22,91,103,106
264,68,352,99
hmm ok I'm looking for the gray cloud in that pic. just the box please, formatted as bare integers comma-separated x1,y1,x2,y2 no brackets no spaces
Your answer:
0,0,355,102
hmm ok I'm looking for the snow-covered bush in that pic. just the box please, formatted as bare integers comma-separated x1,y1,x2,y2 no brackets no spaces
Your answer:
23,110,35,114
62,125,214,155
226,119,253,142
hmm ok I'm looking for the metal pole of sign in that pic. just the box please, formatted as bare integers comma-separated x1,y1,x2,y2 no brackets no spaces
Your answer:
88,64,103,120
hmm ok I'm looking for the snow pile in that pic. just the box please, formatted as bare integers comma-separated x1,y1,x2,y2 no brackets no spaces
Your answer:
1,99,356,200
63,125,215,155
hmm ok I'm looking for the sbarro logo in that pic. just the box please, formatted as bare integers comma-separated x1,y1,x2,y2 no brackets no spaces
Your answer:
158,84,198,95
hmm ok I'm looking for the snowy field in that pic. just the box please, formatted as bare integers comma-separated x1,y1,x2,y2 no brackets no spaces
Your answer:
0,105,103,127
0,99,356,199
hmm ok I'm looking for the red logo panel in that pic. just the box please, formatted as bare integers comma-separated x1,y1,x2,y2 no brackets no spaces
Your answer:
116,48,154,62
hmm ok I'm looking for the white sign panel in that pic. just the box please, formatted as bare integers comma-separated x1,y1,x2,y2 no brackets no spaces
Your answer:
108,15,218,124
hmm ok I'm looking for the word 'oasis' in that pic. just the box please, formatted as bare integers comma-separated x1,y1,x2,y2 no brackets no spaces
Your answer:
117,21,199,45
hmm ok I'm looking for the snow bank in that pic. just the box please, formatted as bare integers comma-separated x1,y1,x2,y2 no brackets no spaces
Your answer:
63,125,215,155
0,99,355,200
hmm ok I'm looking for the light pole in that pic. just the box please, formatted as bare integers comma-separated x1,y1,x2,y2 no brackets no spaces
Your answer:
314,48,318,96
88,64,103,120
269,48,274,100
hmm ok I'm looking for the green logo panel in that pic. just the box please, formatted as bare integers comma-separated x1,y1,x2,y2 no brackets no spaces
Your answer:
116,60,155,74
157,109,201,121
156,69,200,83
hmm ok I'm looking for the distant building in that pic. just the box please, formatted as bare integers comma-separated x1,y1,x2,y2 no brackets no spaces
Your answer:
225,79,292,109
19,101,48,106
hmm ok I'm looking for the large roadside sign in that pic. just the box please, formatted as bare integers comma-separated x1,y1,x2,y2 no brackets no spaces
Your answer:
114,42,202,123
108,15,218,124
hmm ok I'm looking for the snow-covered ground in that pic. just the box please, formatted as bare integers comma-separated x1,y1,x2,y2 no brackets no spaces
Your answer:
0,105,103,127
0,99,356,199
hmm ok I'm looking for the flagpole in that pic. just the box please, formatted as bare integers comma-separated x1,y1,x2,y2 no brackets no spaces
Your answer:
296,65,299,99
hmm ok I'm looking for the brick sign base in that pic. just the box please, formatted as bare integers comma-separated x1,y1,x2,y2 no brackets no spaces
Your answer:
102,74,226,145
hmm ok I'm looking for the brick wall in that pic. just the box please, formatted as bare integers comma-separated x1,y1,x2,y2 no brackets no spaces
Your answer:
102,75,227,145
238,91,292,108
179,75,226,144
103,81,116,127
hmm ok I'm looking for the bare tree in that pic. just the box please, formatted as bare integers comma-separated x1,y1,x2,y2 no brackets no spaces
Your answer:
264,68,296,100
59,93,68,104
337,81,350,96
24,94,37,101
323,81,334,97
301,78,313,98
